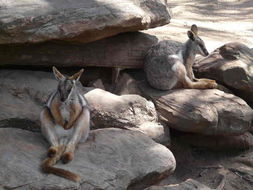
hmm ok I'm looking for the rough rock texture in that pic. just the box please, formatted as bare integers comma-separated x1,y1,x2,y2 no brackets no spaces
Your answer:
145,179,212,190
0,70,56,123
0,0,170,44
88,78,106,90
140,83,253,135
194,42,253,104
128,122,171,146
0,70,169,144
177,132,253,150
0,128,176,190
83,88,171,144
84,88,157,128
114,72,143,95
0,32,157,68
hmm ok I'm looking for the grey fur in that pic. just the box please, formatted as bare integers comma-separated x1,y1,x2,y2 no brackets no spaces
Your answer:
144,25,211,90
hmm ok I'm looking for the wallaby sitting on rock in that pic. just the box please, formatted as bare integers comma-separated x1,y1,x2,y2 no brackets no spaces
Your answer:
144,24,217,90
40,67,90,182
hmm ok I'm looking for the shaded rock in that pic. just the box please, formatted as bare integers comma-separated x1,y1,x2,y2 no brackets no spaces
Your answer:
140,82,253,135
0,128,176,190
194,42,253,104
145,179,212,190
0,0,170,44
177,132,253,150
114,72,142,95
88,78,105,90
0,118,40,132
0,32,157,68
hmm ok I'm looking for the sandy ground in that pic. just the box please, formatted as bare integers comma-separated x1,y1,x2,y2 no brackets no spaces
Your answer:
145,0,253,52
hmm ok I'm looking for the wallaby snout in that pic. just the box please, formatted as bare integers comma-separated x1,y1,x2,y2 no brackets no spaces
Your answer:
203,48,209,56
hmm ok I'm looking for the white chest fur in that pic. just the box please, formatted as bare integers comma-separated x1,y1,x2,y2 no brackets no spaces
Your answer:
60,102,70,122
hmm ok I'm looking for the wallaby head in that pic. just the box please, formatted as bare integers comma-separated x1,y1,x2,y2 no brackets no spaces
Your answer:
53,67,84,102
187,24,209,56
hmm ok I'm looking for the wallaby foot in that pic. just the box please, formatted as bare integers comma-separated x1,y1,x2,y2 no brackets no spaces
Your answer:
194,78,218,88
207,81,218,89
62,152,74,164
47,146,59,158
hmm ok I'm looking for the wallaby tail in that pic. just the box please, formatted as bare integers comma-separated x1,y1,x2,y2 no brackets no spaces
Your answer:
41,145,81,182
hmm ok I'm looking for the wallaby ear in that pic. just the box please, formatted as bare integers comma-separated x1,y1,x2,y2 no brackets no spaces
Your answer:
69,69,84,81
187,30,195,41
191,24,198,35
52,66,65,80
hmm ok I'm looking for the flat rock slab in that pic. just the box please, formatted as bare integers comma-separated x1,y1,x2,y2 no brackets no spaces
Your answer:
0,0,170,44
0,32,158,68
145,179,212,190
194,42,253,104
140,83,253,135
0,128,176,190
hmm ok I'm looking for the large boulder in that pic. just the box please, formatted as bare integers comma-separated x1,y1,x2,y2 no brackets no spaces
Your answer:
194,42,253,104
0,0,170,44
83,88,171,145
0,32,157,68
0,128,176,190
140,83,253,136
0,70,170,144
84,88,157,128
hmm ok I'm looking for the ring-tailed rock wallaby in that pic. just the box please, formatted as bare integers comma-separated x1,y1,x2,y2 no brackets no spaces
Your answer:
40,67,90,182
144,24,217,90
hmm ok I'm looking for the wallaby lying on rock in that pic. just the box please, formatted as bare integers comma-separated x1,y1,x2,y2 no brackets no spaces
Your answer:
144,24,217,90
40,67,90,182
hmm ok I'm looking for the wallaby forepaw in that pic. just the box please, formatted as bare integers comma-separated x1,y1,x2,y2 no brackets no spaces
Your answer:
47,147,57,158
62,152,74,164
208,81,218,89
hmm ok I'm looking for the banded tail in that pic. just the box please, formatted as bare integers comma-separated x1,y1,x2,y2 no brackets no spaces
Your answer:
41,145,81,182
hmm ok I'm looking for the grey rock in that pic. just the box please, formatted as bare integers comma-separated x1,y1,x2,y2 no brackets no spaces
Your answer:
88,78,106,90
0,128,176,190
83,88,171,145
145,179,212,190
113,72,143,95
177,132,253,150
0,0,170,44
194,42,253,104
84,88,157,128
127,122,171,146
0,32,158,68
0,70,56,124
140,83,253,135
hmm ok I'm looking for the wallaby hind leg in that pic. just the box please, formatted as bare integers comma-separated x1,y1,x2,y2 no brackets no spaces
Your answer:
40,107,61,157
62,107,90,164
175,62,217,89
